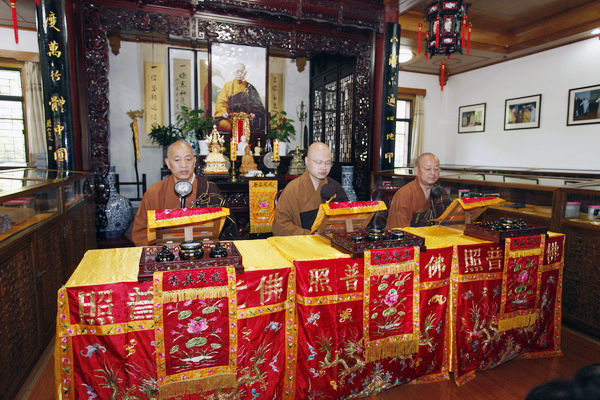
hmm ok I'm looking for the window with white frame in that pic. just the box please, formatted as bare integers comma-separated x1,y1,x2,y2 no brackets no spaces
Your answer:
0,67,27,165
393,97,413,167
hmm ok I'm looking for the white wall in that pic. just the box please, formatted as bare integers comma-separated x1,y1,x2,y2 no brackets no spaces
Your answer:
0,27,39,53
398,37,600,170
108,41,165,202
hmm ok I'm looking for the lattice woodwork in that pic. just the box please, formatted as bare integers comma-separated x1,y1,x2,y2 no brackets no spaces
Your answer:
562,226,600,336
80,2,375,202
0,243,39,400
35,221,66,341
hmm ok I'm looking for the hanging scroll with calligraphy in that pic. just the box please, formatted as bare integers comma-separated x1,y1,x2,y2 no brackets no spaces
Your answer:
144,62,165,135
173,59,192,117
37,0,75,169
380,22,401,170
269,73,283,113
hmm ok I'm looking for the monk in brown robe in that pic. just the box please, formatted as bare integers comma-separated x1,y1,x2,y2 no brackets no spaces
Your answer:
273,142,348,236
386,152,451,229
132,140,224,246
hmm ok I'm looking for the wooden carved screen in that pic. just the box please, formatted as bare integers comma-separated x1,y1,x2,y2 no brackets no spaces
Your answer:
77,1,379,227
310,55,356,182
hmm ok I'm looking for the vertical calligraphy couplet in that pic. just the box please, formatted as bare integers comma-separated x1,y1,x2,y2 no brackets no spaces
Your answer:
36,0,75,170
380,22,401,170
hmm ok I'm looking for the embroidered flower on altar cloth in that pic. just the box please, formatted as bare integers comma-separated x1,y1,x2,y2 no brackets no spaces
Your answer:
187,319,209,334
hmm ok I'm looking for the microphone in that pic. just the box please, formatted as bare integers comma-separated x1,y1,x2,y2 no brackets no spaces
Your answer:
174,181,193,208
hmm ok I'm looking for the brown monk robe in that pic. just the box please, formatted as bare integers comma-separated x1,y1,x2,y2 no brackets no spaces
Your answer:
131,175,223,246
386,152,451,229
132,140,225,246
273,142,348,236
385,179,450,228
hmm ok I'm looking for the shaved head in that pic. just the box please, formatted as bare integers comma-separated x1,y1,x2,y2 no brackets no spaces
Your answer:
165,140,196,182
305,142,333,188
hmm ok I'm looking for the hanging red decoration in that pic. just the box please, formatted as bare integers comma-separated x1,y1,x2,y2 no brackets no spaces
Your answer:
467,23,472,54
36,0,40,5
440,61,446,91
418,23,422,54
435,16,441,48
461,16,467,47
10,0,18,44
422,1,470,59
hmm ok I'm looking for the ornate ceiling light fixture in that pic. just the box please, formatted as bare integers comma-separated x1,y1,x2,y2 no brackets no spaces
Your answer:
417,0,471,90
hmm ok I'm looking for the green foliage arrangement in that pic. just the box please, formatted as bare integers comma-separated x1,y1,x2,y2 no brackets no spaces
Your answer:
147,123,183,147
176,106,214,140
268,111,296,143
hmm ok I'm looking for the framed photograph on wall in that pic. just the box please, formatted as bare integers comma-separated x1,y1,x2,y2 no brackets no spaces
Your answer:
458,103,486,133
210,42,267,140
504,94,541,130
567,84,600,126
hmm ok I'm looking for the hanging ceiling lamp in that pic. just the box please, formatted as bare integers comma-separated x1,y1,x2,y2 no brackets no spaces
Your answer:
417,1,471,90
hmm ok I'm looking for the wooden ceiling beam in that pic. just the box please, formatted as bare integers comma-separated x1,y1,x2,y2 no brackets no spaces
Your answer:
507,2,600,52
398,0,427,14
398,11,509,53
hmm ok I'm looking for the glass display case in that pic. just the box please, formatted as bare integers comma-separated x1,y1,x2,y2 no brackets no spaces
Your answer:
558,181,600,229
0,168,93,242
372,167,598,227
0,178,61,241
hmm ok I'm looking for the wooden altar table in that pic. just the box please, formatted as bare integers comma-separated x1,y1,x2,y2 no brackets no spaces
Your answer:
55,227,564,399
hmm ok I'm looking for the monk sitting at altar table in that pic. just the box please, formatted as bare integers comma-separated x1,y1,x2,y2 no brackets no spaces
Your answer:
273,142,348,236
386,152,451,228
132,140,224,246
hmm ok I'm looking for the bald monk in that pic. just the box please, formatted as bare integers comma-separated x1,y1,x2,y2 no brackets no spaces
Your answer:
132,140,224,246
273,142,348,236
386,152,451,229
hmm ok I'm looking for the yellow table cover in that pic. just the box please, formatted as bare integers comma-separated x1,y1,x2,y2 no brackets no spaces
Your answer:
267,235,351,262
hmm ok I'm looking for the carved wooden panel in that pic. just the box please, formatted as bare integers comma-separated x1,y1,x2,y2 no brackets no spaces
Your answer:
0,242,40,400
35,220,66,341
79,2,375,201
562,225,600,337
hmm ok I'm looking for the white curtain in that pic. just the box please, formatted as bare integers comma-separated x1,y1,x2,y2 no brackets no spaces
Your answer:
409,94,424,166
25,62,46,167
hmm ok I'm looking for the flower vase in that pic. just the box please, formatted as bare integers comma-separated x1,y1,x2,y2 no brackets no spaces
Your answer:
99,166,133,238
341,165,358,201
279,142,288,157
184,132,199,155
198,139,209,156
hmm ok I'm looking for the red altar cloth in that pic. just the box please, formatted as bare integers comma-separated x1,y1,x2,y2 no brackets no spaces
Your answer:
55,231,564,399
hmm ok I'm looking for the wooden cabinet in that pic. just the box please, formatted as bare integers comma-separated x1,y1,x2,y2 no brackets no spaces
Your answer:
0,169,96,400
372,167,600,338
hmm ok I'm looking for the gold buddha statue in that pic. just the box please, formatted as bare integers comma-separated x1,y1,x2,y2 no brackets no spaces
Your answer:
239,145,258,175
288,145,306,176
203,125,228,174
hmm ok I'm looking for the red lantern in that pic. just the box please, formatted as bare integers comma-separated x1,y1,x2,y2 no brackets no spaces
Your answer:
418,23,422,54
440,61,446,91
10,0,18,44
467,23,473,54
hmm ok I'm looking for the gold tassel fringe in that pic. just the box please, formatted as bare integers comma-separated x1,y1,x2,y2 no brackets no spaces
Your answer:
498,312,536,332
250,225,273,234
162,286,229,303
365,339,419,362
370,262,415,277
507,249,542,258
159,373,237,399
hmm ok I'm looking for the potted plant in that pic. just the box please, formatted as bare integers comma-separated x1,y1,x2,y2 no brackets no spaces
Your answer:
148,123,183,147
176,106,214,155
268,111,296,156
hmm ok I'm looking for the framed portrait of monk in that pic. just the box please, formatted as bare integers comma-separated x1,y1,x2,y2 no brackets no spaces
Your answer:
210,42,267,141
